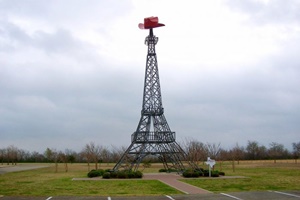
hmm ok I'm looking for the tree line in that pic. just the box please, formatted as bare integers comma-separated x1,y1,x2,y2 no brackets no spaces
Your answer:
184,140,300,165
1,140,300,169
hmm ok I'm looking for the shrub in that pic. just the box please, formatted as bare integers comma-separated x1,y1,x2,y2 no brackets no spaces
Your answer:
182,170,200,178
168,168,179,173
134,170,143,178
117,171,128,179
211,171,219,177
102,172,110,179
182,171,191,178
101,170,143,179
87,169,104,178
203,169,209,177
194,168,204,176
159,168,178,173
159,168,167,172
219,171,225,176
110,171,118,178
127,171,135,178
202,169,221,177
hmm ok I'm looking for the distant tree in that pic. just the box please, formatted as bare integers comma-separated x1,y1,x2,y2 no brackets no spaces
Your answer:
83,142,102,170
45,148,59,172
206,142,221,160
17,149,26,162
23,150,32,162
258,144,268,160
68,154,76,163
58,151,69,172
6,145,18,165
30,151,45,162
292,142,300,163
231,143,245,164
80,149,92,171
110,145,127,163
203,142,221,171
65,149,77,163
44,148,53,162
268,142,288,163
100,146,111,164
246,141,260,160
218,148,229,171
0,148,5,165
183,138,207,165
219,149,229,160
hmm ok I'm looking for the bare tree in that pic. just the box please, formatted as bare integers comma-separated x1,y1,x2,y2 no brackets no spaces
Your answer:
246,141,268,160
6,145,18,165
44,148,53,163
218,148,229,172
258,145,268,160
65,149,77,163
206,143,221,160
246,140,259,160
292,142,300,163
80,149,92,171
44,148,59,172
17,149,26,162
110,145,127,163
183,138,207,165
268,142,287,163
58,151,68,172
0,148,5,165
231,143,245,164
30,151,45,162
100,146,111,165
83,142,102,170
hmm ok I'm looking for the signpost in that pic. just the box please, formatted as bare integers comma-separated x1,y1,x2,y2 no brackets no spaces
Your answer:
205,157,216,177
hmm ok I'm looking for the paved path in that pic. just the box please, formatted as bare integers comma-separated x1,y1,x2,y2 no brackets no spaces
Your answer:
0,165,49,174
143,173,211,194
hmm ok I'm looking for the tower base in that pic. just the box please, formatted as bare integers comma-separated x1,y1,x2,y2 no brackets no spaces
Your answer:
113,137,187,172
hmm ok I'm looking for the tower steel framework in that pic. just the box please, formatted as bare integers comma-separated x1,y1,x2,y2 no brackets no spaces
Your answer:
113,20,192,172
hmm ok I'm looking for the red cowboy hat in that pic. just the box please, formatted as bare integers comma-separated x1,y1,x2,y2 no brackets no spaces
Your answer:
138,16,165,29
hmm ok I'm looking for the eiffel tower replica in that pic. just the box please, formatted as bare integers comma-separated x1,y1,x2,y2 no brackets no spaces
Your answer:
113,17,191,173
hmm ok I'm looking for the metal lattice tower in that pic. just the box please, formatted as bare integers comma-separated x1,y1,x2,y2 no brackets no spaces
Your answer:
113,18,191,172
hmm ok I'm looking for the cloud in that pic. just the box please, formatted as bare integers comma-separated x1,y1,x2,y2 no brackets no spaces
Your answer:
226,0,300,25
0,0,299,152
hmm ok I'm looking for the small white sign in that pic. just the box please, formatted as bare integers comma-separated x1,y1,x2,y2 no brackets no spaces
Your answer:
205,157,216,177
205,157,216,168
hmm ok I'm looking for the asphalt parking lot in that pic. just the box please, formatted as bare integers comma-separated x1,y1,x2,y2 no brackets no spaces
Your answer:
1,191,300,200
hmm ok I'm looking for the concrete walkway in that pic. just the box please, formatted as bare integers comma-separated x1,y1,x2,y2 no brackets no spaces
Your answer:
143,173,212,194
0,164,49,174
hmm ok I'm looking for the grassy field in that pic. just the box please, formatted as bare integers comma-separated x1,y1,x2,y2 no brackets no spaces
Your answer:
182,160,300,192
0,160,299,196
0,163,182,197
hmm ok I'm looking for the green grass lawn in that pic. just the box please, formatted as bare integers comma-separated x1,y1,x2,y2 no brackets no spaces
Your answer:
0,161,299,196
181,160,300,192
0,163,182,196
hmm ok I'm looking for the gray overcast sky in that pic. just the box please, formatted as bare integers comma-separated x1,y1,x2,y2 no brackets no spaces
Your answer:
1,0,299,152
